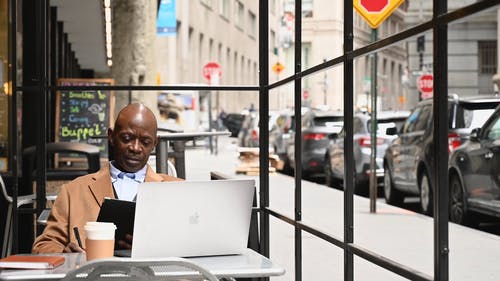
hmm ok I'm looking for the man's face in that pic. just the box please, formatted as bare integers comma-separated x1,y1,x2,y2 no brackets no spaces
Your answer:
109,116,158,173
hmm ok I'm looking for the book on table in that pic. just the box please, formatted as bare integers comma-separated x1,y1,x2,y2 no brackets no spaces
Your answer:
0,255,65,269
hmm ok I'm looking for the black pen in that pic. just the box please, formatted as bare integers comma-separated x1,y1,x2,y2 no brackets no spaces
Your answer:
73,227,83,248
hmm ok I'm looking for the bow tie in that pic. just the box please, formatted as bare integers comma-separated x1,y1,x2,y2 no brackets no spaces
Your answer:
117,172,136,180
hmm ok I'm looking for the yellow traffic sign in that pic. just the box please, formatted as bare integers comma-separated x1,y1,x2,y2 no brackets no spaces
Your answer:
353,0,405,29
272,62,285,75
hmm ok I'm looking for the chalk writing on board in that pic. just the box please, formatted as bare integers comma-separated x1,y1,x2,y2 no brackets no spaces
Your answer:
56,79,114,158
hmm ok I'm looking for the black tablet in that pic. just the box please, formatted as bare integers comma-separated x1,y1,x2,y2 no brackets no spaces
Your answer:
96,197,136,249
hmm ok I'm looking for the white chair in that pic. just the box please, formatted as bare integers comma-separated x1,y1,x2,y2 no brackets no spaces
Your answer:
0,175,57,258
167,159,177,178
62,257,219,281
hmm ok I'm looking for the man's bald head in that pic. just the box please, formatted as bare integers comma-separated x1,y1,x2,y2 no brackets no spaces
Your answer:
108,103,159,172
114,103,158,133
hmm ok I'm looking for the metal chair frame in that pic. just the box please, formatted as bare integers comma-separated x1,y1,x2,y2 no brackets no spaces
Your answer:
62,257,219,281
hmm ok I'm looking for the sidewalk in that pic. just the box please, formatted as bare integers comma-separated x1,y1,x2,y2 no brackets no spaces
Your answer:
184,136,500,281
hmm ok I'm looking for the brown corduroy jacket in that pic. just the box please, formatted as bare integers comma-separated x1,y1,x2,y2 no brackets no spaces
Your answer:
32,163,181,253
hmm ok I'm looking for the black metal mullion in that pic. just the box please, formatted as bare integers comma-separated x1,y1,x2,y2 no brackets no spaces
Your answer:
294,1,302,280
7,0,19,255
258,0,270,270
343,0,354,280
49,7,57,144
433,0,449,280
35,0,48,230
18,85,260,92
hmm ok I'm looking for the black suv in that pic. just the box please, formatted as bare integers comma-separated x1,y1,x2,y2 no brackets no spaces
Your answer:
383,94,500,215
448,105,500,225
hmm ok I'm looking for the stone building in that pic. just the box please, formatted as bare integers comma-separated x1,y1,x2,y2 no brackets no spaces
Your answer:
156,0,280,114
405,0,498,107
277,0,408,112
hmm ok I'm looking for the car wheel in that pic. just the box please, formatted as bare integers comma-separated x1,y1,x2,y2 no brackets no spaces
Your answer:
449,175,476,226
384,165,404,205
419,171,433,215
353,174,368,197
282,157,292,175
324,155,335,187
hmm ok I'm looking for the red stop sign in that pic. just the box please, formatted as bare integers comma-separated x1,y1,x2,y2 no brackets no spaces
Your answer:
360,0,389,12
417,74,433,98
202,62,222,82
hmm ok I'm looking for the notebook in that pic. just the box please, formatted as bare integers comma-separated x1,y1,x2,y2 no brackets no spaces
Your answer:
130,179,255,258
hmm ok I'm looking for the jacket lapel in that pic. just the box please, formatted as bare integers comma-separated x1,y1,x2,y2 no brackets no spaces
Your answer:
88,163,115,207
145,165,165,182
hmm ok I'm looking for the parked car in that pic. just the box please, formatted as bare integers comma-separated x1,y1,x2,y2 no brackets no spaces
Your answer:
448,105,500,225
237,111,280,148
269,109,294,160
286,108,343,178
324,111,410,195
223,113,245,137
383,94,500,215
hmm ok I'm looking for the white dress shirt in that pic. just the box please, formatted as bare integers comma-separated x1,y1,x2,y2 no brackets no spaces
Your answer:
109,162,147,201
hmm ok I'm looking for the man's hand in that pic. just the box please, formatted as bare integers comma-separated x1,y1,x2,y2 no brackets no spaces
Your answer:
63,242,85,253
117,234,133,249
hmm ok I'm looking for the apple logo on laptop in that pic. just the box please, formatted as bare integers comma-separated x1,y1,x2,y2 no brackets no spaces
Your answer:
189,212,200,224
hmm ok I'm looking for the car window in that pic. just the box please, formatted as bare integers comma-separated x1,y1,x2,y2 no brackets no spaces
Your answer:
483,112,500,140
403,107,422,133
301,114,311,129
353,118,364,134
368,120,402,135
414,105,432,131
290,116,296,131
314,116,343,127
455,108,495,129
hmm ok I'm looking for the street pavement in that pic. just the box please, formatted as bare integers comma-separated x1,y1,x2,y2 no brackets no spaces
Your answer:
182,135,500,281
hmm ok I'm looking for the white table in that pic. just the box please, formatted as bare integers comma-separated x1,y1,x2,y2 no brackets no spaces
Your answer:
0,249,285,280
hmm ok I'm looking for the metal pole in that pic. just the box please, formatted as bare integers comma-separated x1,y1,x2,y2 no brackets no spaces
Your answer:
258,0,270,265
343,0,354,279
369,28,378,213
433,0,449,280
323,58,327,105
294,0,303,280
208,90,213,154
8,0,19,254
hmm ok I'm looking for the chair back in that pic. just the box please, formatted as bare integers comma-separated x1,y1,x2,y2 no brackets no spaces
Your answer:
0,174,12,203
23,142,100,181
62,257,219,281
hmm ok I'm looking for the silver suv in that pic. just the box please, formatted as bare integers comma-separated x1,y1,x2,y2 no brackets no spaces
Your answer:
383,94,500,214
324,111,409,195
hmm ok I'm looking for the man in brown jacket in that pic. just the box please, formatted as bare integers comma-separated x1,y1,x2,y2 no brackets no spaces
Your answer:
32,103,181,253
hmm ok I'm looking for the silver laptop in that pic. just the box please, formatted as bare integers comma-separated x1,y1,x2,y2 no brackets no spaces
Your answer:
131,179,255,258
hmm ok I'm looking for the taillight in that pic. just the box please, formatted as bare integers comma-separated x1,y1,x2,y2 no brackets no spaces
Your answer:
251,129,259,140
358,137,385,147
448,132,461,153
303,133,326,140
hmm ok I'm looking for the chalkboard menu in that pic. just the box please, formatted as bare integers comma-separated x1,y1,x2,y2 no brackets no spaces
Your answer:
56,78,115,160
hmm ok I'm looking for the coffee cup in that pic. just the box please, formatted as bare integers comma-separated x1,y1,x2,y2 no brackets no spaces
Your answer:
84,222,116,261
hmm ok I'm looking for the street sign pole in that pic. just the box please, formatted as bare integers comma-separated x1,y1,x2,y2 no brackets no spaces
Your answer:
370,28,378,213
202,62,222,155
354,0,404,214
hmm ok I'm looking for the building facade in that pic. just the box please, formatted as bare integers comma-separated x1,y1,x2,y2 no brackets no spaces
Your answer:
156,0,280,114
405,0,498,105
277,0,408,112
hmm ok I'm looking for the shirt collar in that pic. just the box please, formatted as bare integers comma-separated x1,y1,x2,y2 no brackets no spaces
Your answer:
110,161,148,183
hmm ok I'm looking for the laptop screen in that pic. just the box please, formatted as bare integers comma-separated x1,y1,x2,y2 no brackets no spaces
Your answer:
131,179,255,258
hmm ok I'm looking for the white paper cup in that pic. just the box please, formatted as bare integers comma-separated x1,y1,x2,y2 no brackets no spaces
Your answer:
84,222,116,261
